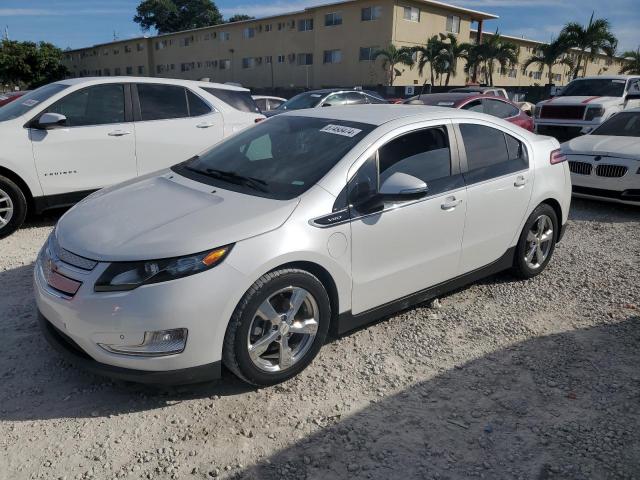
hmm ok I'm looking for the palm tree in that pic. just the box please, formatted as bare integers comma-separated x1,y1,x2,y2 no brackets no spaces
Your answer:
373,44,414,86
412,35,444,87
521,36,574,84
468,31,519,86
620,48,640,74
561,13,617,78
438,33,472,86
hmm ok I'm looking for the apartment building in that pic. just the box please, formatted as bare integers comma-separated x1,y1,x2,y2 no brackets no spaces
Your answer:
62,0,622,89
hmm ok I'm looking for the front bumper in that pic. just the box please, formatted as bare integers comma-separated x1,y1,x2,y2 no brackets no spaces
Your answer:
39,311,221,385
568,155,640,205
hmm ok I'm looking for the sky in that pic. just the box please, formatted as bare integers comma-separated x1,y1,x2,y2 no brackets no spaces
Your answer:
0,0,638,53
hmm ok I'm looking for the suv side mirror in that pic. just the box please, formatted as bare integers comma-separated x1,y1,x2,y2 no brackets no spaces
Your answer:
38,112,67,129
379,172,428,200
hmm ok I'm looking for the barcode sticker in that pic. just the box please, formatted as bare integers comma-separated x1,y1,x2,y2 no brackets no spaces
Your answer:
320,124,362,137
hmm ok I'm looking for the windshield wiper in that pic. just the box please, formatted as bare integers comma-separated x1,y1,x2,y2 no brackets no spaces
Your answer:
195,168,269,193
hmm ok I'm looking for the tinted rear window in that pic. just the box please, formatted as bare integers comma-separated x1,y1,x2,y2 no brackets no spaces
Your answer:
202,87,259,113
138,84,189,121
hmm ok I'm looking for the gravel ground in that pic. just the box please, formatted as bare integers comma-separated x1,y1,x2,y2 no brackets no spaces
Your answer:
1,198,639,480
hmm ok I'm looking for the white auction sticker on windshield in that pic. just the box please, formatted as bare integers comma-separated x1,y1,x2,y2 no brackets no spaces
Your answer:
320,124,362,137
22,99,39,107
613,80,626,83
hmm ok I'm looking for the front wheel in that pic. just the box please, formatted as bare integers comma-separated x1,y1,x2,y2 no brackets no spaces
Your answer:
0,176,27,239
512,204,558,279
222,269,331,386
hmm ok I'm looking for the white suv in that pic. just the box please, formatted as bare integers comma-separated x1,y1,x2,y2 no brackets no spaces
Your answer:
0,77,263,238
35,106,571,386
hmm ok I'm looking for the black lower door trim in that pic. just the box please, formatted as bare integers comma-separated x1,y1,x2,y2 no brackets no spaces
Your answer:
33,189,97,214
333,246,516,336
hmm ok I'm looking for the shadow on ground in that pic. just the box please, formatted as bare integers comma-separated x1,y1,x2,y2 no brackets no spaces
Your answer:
238,317,640,480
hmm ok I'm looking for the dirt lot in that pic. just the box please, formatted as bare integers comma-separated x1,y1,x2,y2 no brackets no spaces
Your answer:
1,198,639,480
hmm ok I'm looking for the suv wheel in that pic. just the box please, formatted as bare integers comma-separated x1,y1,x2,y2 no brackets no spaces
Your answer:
0,176,27,239
512,203,558,279
223,269,331,386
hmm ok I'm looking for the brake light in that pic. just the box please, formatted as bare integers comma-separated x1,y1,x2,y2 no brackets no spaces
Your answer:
550,149,567,165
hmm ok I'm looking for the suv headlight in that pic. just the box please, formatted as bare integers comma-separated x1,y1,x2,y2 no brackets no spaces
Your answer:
94,245,232,292
584,106,604,121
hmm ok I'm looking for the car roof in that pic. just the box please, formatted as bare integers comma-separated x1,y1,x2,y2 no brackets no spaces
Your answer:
53,76,250,92
412,92,480,103
283,104,496,126
571,75,639,80
450,86,498,92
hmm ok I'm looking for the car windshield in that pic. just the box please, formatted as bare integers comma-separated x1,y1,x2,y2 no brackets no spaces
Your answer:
173,115,375,200
591,112,640,137
0,83,69,122
276,92,324,111
558,79,626,97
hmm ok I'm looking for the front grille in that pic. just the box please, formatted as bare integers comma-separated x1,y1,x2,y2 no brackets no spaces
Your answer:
49,234,97,271
568,161,592,175
596,164,628,178
540,105,586,120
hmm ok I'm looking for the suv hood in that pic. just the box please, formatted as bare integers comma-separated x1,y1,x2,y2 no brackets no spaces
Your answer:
538,96,620,106
56,171,299,262
562,135,640,160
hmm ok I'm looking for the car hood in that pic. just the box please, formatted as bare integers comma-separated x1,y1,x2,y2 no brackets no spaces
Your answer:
538,96,621,106
562,135,640,160
56,171,299,262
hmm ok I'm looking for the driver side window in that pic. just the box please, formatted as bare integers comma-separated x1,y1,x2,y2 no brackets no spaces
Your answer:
46,84,125,127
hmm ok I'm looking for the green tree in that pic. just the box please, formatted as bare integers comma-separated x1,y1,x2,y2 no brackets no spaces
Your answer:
373,44,414,86
0,40,68,88
438,33,472,86
134,0,223,34
521,36,573,84
561,13,617,78
413,35,444,86
481,32,520,86
620,48,640,74
226,14,255,23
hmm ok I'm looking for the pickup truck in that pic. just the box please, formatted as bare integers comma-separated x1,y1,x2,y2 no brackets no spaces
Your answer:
534,75,640,141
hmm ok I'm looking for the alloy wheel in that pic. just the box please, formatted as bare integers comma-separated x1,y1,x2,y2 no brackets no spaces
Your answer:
247,286,320,372
524,214,554,269
0,188,14,230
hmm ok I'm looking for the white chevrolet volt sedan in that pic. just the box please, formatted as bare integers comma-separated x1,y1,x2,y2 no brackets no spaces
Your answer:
35,106,571,386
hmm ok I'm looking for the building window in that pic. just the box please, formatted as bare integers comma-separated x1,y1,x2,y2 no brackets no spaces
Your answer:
265,55,273,64
181,35,194,47
361,6,382,21
359,46,379,61
508,68,517,78
446,15,460,34
533,71,542,80
553,73,562,82
124,45,132,53
220,59,231,70
298,18,313,31
181,62,195,72
403,6,420,22
277,22,284,31
297,53,313,65
325,12,343,26
104,68,110,76
102,49,109,56
323,49,342,64
220,32,230,41
114,67,121,75
277,55,286,63
242,57,256,69
265,24,272,32
126,66,133,75
243,28,255,39
137,65,144,74
137,43,144,51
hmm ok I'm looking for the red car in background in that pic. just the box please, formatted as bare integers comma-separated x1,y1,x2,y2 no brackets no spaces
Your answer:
404,92,534,132
0,91,28,108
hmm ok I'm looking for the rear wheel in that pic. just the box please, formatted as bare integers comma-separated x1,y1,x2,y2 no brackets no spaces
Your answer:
223,269,331,386
0,176,27,239
512,203,558,279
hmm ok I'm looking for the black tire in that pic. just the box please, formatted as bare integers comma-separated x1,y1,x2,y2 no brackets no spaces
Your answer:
222,269,331,386
512,203,558,279
0,175,27,240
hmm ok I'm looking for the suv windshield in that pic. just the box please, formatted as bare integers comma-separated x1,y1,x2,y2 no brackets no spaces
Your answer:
0,83,69,122
591,112,640,137
558,79,626,97
276,92,325,111
173,115,374,200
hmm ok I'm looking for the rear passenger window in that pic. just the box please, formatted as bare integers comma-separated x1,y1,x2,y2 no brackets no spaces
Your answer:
202,87,260,113
484,99,519,119
138,84,188,121
378,127,452,187
461,99,483,112
459,124,528,183
186,90,211,117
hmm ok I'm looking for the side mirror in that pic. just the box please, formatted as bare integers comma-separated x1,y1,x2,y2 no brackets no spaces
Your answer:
38,112,67,129
379,172,428,200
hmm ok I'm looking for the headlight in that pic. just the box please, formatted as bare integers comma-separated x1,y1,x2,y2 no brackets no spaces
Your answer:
534,105,541,119
584,106,604,121
94,245,232,292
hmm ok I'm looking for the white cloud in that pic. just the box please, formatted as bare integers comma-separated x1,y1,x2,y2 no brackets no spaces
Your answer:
219,0,327,18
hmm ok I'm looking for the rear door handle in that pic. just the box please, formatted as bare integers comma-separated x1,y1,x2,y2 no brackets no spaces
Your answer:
108,130,131,137
196,122,216,128
441,196,462,211
514,175,527,187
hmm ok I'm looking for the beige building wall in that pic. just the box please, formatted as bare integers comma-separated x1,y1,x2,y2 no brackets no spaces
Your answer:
62,0,624,90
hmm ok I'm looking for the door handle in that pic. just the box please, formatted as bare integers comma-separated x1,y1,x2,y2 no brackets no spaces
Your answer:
196,122,216,128
441,196,462,211
108,130,131,137
514,175,527,187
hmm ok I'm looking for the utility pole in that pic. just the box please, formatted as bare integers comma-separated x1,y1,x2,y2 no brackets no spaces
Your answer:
2,25,8,41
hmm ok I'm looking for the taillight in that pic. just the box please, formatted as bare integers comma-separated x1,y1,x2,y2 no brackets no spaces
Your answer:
550,149,567,164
